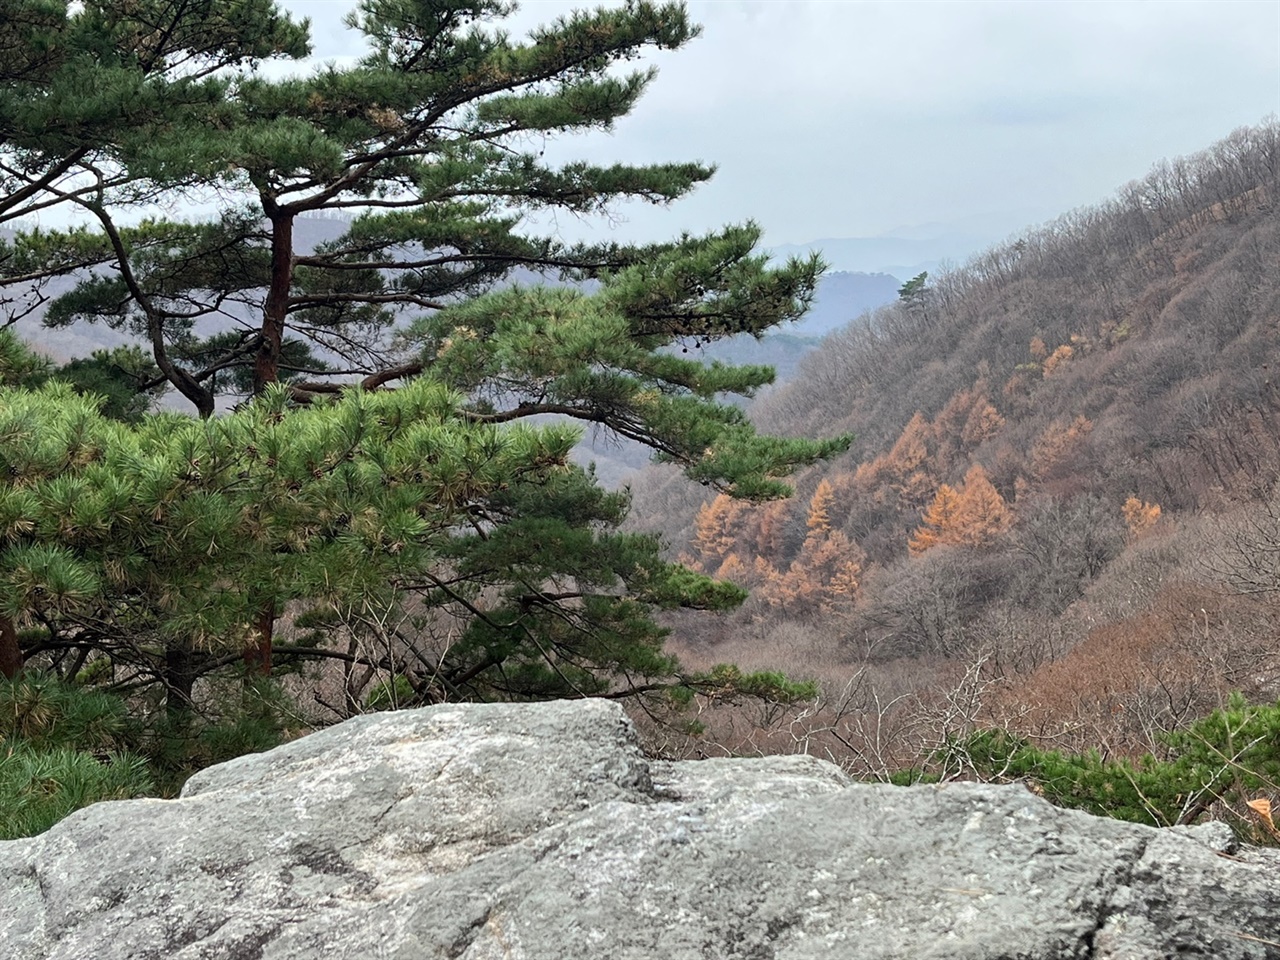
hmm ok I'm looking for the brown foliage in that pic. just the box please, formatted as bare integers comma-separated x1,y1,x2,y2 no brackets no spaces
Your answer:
1041,343,1074,376
759,482,867,616
909,465,1011,555
954,464,1012,544
883,412,935,507
908,484,962,556
715,552,753,585
806,478,835,537
624,121,1280,777
689,493,745,570
750,499,791,559
1122,496,1162,537
931,382,1006,474
890,412,931,469
1030,415,1094,483
988,583,1280,754
961,397,1005,448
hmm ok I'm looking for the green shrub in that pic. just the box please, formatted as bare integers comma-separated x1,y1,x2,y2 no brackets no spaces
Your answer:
365,675,417,712
0,677,153,838
0,674,297,835
950,695,1280,839
0,745,154,840
0,675,133,751
142,677,293,794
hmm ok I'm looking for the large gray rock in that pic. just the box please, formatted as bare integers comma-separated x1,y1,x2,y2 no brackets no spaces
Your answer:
2,699,1278,959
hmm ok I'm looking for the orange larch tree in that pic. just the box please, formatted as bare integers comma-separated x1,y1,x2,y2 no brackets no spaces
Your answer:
807,478,836,537
1030,415,1094,483
716,552,754,585
908,483,964,555
908,464,1012,555
1122,496,1162,537
690,494,743,571
749,499,791,560
759,480,865,615
884,412,937,507
954,464,1012,546
1042,344,1075,377
961,395,1005,448
851,413,936,509
933,382,1007,474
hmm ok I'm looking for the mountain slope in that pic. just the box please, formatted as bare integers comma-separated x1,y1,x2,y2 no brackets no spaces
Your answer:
628,121,1280,782
756,119,1280,536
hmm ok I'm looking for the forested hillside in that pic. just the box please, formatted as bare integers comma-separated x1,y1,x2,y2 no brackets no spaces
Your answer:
632,121,1280,816
4,0,1279,844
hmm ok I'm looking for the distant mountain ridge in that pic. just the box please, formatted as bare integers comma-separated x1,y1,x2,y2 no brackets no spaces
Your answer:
769,228,998,280
790,270,899,337
753,124,1280,502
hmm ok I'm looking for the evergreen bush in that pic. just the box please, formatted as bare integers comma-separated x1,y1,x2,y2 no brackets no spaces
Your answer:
952,694,1280,840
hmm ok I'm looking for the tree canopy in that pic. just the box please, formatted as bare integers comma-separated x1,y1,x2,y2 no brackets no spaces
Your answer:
0,0,848,730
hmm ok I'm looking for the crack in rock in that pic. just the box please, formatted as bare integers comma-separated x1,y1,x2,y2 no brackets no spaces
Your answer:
1080,833,1151,959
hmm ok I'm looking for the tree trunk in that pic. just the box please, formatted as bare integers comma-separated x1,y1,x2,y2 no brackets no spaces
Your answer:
244,601,274,677
0,614,22,679
164,638,197,720
254,210,294,395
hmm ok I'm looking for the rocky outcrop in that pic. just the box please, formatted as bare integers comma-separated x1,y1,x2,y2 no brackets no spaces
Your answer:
1,699,1277,959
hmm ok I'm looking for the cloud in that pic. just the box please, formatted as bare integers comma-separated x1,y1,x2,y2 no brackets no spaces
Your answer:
232,0,1280,257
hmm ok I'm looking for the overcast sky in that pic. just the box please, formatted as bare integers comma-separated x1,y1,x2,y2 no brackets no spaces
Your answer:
280,0,1280,263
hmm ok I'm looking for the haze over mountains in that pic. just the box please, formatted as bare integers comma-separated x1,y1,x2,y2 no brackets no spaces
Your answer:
0,219,903,489
2,217,902,372
770,224,998,283
0,215,350,368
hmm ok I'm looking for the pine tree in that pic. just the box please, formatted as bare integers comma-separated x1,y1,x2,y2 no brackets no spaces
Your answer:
4,0,825,442
4,2,843,498
0,0,310,332
0,355,766,705
897,271,928,310
0,7,847,711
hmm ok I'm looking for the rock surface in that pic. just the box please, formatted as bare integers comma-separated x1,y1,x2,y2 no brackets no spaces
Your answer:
2,698,1278,959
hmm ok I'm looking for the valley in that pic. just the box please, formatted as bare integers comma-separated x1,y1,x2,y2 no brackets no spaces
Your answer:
622,121,1280,834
